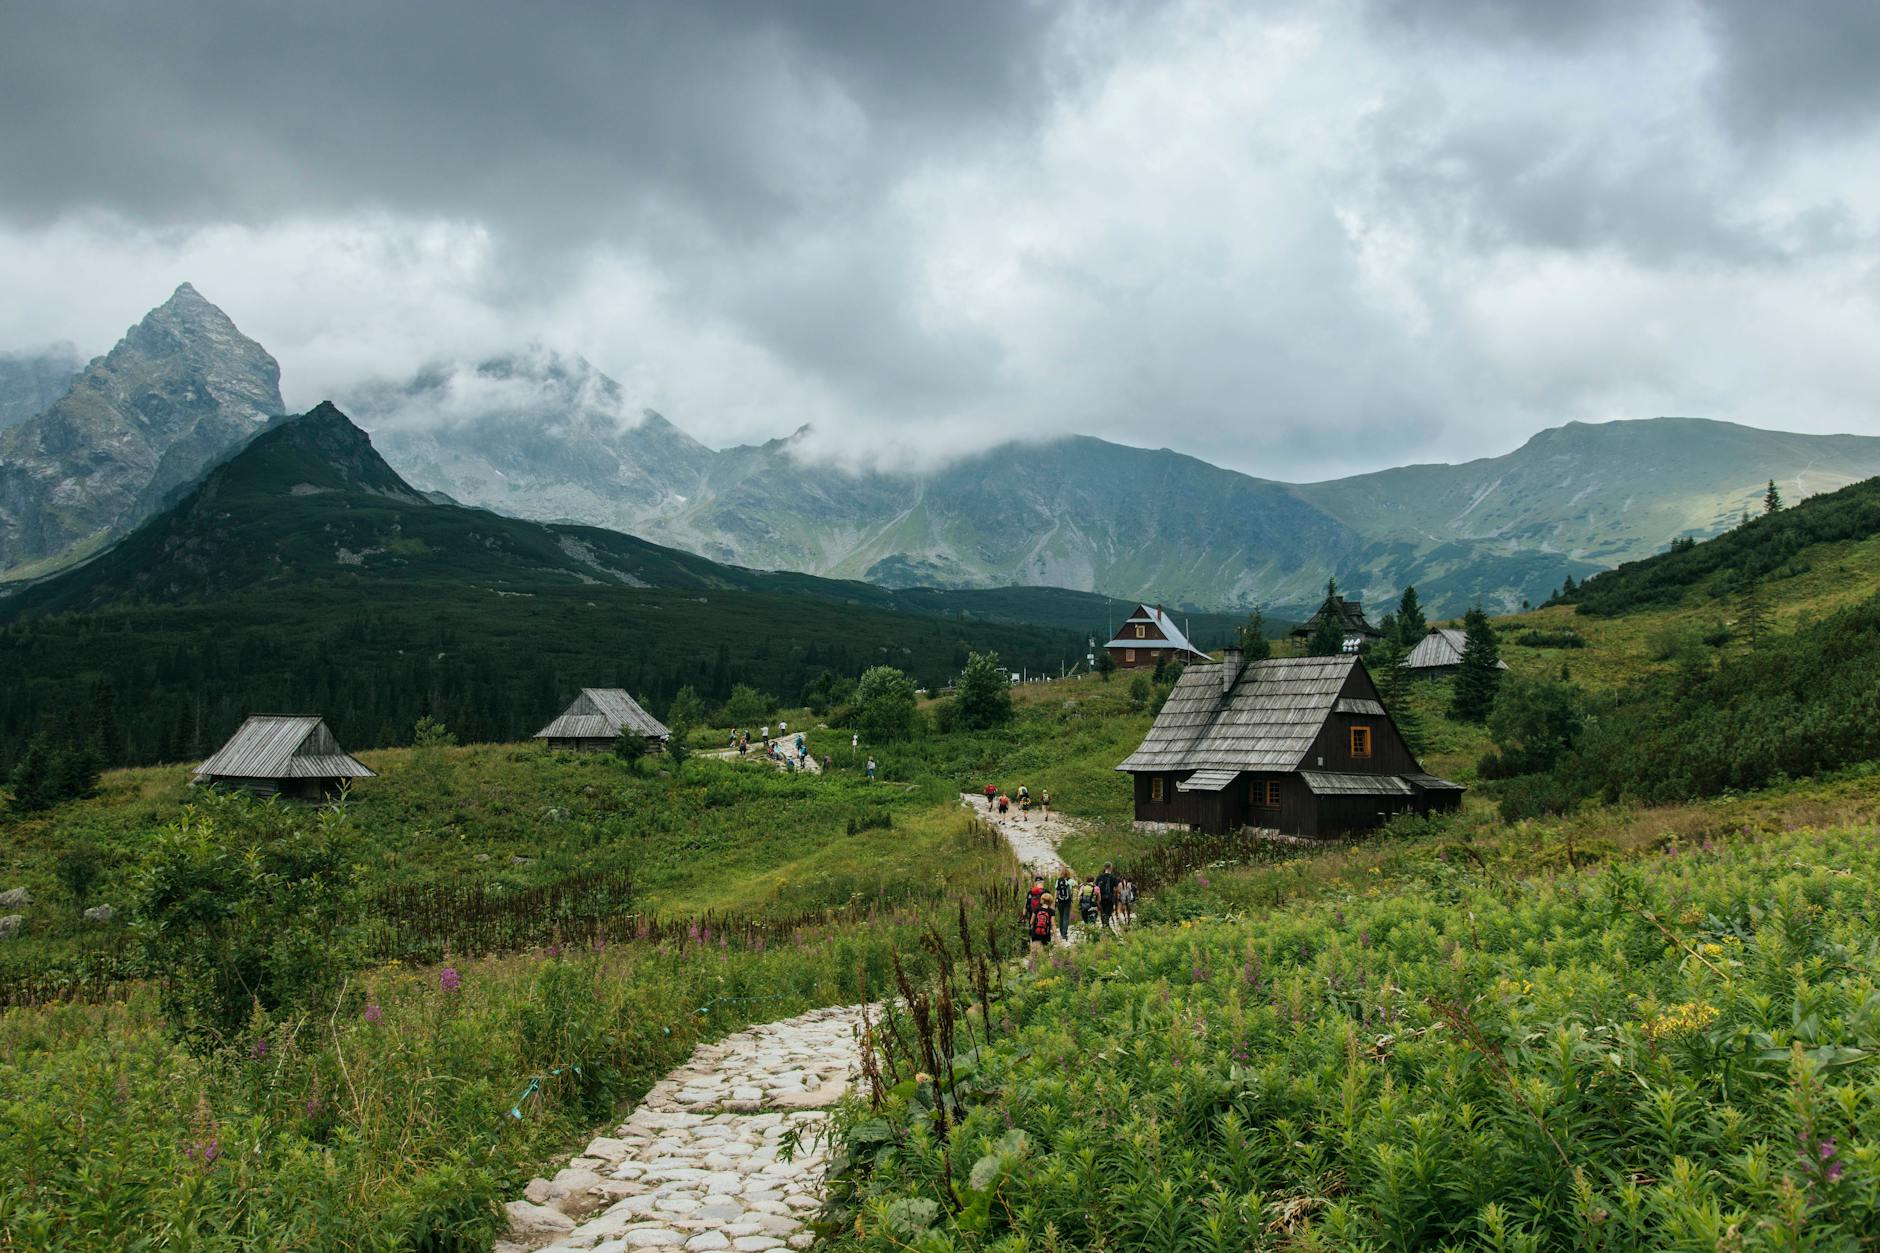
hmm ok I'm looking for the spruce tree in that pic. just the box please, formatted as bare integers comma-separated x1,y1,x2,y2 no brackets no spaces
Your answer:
7,733,56,812
1448,606,1503,723
1764,478,1783,514
1307,611,1346,657
1234,609,1271,660
1740,578,1769,649
1395,585,1426,647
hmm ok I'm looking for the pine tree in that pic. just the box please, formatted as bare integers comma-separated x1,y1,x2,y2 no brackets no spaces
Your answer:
1234,609,1271,660
1306,611,1345,657
665,686,704,769
1764,478,1783,514
1367,639,1426,755
1448,606,1503,723
6,733,56,812
1739,578,1769,650
1395,585,1426,647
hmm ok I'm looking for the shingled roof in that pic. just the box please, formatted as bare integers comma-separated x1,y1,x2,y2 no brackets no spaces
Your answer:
1405,627,1510,671
1290,593,1383,640
1103,603,1210,659
194,716,375,781
535,688,670,741
1116,654,1360,774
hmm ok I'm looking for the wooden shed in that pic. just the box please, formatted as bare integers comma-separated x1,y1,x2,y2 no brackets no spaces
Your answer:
1403,626,1511,679
193,715,375,800
1289,592,1384,651
535,688,670,753
1116,651,1463,838
1103,602,1212,670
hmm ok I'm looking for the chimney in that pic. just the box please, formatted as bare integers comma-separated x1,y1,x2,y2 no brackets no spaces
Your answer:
1220,645,1244,695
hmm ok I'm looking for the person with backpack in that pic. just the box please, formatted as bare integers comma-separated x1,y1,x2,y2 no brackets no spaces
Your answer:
997,792,1010,817
1028,897,1056,956
984,782,997,810
1053,870,1076,939
1119,878,1137,925
1095,863,1121,932
1078,880,1099,926
1040,788,1051,816
1025,874,1047,920
1019,791,1031,822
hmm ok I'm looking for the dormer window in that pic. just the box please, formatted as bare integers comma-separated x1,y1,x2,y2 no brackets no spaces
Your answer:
1135,624,1147,638
1350,726,1372,758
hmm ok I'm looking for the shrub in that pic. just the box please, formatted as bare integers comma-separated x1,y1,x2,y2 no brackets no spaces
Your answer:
1512,628,1585,649
131,792,365,1051
951,652,1013,731
853,666,917,742
54,841,105,905
720,683,773,728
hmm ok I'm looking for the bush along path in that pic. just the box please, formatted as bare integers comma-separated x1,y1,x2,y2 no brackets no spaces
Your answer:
497,1005,869,1251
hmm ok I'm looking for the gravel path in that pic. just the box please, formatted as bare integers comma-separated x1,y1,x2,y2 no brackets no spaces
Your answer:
957,792,1079,874
496,1006,868,1252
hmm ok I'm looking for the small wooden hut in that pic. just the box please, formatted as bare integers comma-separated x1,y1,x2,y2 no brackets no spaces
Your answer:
1289,591,1384,652
1103,603,1211,670
193,715,375,799
1403,626,1511,679
535,688,670,753
1116,651,1463,837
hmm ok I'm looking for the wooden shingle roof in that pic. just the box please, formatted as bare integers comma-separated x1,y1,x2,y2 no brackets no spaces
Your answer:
194,716,375,781
535,688,670,741
1405,627,1509,671
1116,655,1359,774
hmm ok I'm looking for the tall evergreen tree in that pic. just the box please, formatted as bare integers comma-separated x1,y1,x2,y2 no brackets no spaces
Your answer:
1306,611,1346,657
1764,478,1783,514
1448,606,1503,723
1395,585,1426,647
1739,578,1769,649
1234,609,1272,660
1367,639,1426,755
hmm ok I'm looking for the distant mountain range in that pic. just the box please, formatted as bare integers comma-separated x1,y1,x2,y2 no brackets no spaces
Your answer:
8,287,1880,617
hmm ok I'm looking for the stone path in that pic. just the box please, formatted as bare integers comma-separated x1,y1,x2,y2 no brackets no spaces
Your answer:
703,737,822,774
958,792,1078,874
497,1006,868,1253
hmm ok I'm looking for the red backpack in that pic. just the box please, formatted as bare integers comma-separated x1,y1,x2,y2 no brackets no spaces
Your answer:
1030,908,1053,941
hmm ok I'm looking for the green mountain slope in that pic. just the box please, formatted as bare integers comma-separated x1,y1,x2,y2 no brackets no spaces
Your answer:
0,404,1120,770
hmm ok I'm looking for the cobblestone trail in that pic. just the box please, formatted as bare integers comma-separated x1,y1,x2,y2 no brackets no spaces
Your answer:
497,1006,868,1252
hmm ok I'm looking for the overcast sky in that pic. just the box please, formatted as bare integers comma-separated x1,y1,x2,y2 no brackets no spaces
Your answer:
3,0,1879,480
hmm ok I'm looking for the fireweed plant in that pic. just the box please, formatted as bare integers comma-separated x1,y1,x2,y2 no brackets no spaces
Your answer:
823,822,1880,1249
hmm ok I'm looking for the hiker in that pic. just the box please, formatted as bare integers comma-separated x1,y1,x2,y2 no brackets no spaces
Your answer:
866,757,876,781
1019,791,1031,822
1078,880,1099,926
1095,863,1120,932
1028,898,1056,956
761,723,770,745
1041,789,1051,816
1026,875,1047,920
1018,784,1029,804
1054,870,1076,939
779,719,788,737
822,754,832,772
1119,878,1137,925
794,732,805,756
984,782,997,810
996,792,1009,817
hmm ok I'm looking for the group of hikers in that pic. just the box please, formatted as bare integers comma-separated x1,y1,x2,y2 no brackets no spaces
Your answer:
983,781,1050,820
1024,862,1134,949
729,724,824,773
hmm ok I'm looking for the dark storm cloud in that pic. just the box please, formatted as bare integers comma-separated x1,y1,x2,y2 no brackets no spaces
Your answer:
0,0,1062,240
1361,0,1641,52
1702,0,1880,141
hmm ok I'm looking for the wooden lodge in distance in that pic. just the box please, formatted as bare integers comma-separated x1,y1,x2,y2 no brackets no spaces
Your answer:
1103,602,1211,670
1404,626,1510,679
193,715,375,799
1288,590,1384,653
1116,650,1463,838
535,688,670,753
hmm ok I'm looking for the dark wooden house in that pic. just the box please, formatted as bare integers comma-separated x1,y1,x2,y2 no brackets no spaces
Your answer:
535,688,670,753
1103,602,1211,670
1289,592,1384,651
1117,651,1463,837
193,715,375,799
1403,626,1510,679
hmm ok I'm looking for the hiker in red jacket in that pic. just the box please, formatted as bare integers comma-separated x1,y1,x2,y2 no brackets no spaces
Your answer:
984,782,997,810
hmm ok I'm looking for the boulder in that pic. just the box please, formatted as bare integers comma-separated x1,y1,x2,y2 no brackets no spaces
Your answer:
0,915,22,940
83,904,115,924
503,1199,575,1240
0,887,29,909
474,853,492,863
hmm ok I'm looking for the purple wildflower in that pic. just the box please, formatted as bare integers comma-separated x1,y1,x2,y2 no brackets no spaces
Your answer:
439,966,461,993
251,1037,268,1060
546,943,560,958
305,1097,322,1118
186,1137,221,1167
363,1001,383,1024
1820,1137,1838,1161
688,922,702,943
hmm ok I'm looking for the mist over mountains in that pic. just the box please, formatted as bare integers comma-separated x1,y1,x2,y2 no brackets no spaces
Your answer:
8,286,1880,616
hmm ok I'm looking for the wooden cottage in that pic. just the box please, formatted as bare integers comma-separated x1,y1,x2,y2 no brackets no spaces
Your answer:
1403,626,1511,679
1289,592,1384,651
193,715,375,799
535,688,670,753
1103,603,1211,670
1116,651,1463,837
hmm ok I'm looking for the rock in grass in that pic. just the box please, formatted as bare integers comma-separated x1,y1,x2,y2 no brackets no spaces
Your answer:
84,904,114,923
0,887,29,909
0,915,23,939
503,1199,575,1238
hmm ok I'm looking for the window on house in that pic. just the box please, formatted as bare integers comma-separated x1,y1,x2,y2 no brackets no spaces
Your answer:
1135,624,1147,638
1250,779,1280,807
1126,648,1136,662
1350,725,1372,758
1150,775,1165,802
